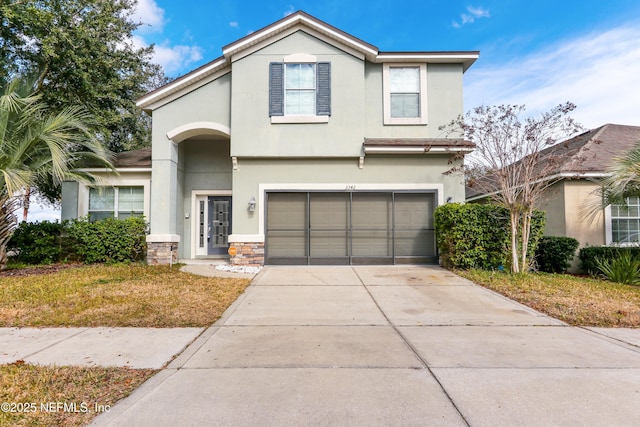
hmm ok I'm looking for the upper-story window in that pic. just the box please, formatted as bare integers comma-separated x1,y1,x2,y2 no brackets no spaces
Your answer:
383,63,427,125
285,63,316,115
269,53,331,123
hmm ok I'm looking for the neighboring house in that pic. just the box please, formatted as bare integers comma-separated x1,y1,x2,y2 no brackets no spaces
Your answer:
62,11,479,266
467,123,640,271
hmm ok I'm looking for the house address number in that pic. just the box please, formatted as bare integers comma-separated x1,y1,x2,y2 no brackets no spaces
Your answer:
345,185,356,191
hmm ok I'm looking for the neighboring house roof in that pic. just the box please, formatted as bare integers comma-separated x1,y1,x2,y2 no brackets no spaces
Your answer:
364,138,475,154
538,123,640,176
136,10,479,111
466,123,640,199
78,147,151,171
112,148,152,169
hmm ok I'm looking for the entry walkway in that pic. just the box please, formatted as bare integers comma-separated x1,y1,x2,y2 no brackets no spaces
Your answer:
92,266,640,426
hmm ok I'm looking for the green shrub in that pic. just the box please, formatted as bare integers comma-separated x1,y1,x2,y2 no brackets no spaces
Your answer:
434,203,545,270
8,221,63,264
63,216,147,264
579,246,640,275
594,252,640,285
535,236,580,273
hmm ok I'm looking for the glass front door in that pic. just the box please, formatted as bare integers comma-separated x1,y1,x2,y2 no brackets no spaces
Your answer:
196,196,232,256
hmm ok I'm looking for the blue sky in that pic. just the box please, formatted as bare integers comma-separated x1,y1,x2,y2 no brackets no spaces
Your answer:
132,0,640,128
29,0,640,221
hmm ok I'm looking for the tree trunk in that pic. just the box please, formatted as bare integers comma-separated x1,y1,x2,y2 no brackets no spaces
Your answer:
510,210,520,273
22,187,31,222
520,210,532,272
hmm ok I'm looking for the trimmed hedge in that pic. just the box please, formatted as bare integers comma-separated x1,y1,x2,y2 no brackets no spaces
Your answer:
8,220,64,265
535,236,580,273
434,203,545,270
64,217,147,263
8,217,147,265
579,246,640,275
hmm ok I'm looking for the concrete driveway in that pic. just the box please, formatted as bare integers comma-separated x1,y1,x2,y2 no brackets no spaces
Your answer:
92,266,640,426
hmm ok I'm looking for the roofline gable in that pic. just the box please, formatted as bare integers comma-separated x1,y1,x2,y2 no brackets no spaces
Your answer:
136,10,479,111
222,11,379,61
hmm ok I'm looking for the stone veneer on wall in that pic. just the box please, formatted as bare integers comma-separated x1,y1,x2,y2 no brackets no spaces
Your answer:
230,242,265,266
147,242,179,265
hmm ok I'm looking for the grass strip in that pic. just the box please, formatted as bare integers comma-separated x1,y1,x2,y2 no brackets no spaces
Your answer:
458,269,640,327
0,362,156,427
0,264,251,327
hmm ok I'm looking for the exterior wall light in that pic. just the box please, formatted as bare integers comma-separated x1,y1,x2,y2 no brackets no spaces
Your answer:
248,196,256,212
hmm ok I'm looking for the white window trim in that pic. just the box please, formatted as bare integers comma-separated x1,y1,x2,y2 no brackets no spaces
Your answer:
272,53,330,124
605,200,640,245
79,179,150,220
88,186,145,220
271,115,329,124
284,62,316,116
383,63,428,125
605,205,613,245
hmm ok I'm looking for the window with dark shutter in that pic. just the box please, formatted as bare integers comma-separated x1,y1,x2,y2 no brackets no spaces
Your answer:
269,62,284,116
269,61,331,119
316,62,331,116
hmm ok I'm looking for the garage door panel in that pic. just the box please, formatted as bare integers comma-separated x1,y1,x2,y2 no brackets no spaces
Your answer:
394,193,435,229
265,191,437,265
352,230,393,257
310,230,348,257
267,193,306,229
351,193,392,228
267,230,307,258
395,229,436,257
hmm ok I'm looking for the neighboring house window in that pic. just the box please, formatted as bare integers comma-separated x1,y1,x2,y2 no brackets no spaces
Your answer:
88,186,144,221
383,63,427,125
611,197,640,243
269,60,331,121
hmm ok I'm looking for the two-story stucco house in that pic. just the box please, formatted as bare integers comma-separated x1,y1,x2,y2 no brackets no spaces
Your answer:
61,11,478,266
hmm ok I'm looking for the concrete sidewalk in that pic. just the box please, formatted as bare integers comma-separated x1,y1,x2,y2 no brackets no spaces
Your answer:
0,327,203,369
91,266,640,426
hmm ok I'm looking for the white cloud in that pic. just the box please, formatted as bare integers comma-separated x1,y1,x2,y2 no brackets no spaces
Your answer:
131,35,203,76
132,0,166,33
464,24,640,128
229,21,239,28
283,5,296,17
453,6,490,28
153,44,204,76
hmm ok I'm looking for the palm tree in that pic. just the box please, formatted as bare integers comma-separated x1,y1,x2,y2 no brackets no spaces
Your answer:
600,143,640,206
0,75,111,268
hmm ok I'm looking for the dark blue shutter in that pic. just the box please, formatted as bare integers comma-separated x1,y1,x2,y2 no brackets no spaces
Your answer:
269,62,284,116
316,62,331,116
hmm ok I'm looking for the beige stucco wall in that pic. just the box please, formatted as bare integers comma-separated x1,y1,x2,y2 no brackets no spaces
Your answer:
364,62,463,138
178,137,233,258
230,31,366,157
231,155,465,238
538,181,566,237
539,179,606,271
149,74,232,236
563,180,606,247
145,30,469,259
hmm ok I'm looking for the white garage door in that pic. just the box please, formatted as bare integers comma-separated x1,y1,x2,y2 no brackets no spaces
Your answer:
265,191,437,265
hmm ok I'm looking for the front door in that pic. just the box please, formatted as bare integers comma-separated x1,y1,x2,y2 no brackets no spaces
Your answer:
208,197,231,255
195,196,232,256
